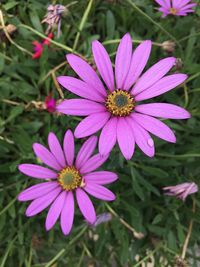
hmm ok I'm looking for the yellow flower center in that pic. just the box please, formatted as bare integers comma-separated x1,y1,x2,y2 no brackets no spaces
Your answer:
105,89,135,117
169,8,177,15
58,166,84,191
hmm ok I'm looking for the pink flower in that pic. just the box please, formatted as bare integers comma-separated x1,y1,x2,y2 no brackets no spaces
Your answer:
154,0,197,17
45,95,56,113
18,130,117,235
163,182,198,201
32,32,53,59
56,33,190,160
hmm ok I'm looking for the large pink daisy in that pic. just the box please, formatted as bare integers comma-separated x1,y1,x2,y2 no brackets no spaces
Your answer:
57,33,190,160
155,0,197,17
18,130,117,235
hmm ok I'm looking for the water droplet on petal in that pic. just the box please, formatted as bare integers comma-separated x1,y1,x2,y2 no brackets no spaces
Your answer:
147,138,154,147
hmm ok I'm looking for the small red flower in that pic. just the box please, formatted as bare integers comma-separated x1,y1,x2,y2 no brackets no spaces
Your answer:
45,94,56,113
32,33,53,59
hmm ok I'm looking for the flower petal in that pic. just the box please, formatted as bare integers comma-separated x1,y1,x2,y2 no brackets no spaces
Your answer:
99,117,118,155
92,40,115,92
18,182,59,201
33,143,62,171
25,187,62,217
123,40,152,91
84,183,116,201
63,130,74,166
155,0,171,8
115,33,132,89
128,118,155,157
79,154,109,174
60,191,74,235
57,76,104,102
56,99,106,116
18,164,57,179
66,54,107,97
83,171,118,185
135,74,187,101
76,188,96,224
45,191,66,231
131,113,176,143
75,136,98,169
117,117,135,160
135,103,191,119
132,57,176,96
48,132,66,168
74,112,110,138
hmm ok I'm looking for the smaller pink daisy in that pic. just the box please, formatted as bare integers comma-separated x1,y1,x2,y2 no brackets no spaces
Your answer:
18,130,117,235
155,0,197,17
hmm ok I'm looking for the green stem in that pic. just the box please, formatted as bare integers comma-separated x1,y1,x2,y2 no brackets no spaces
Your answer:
45,226,87,267
73,0,94,51
18,24,81,56
133,243,163,267
0,196,16,217
0,236,17,267
156,153,200,159
103,39,162,47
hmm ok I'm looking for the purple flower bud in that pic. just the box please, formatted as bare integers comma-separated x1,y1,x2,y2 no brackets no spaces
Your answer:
163,182,198,201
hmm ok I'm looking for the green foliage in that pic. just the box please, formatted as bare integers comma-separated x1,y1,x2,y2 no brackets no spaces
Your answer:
0,0,200,266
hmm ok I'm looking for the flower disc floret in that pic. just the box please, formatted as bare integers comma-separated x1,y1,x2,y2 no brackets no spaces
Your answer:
105,89,134,117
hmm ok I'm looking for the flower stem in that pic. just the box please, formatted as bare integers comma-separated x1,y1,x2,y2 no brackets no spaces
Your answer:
181,199,196,260
105,203,144,239
72,0,94,51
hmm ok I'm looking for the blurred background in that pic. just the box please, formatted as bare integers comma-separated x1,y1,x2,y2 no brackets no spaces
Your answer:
0,0,200,266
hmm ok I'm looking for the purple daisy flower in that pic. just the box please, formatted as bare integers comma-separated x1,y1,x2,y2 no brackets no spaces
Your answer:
155,0,197,17
18,130,117,235
163,182,198,201
56,33,190,160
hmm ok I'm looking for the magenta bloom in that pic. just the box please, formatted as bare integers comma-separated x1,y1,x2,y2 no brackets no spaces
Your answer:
32,32,53,59
18,130,117,235
57,33,190,160
45,95,56,113
155,0,197,17
163,182,198,201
